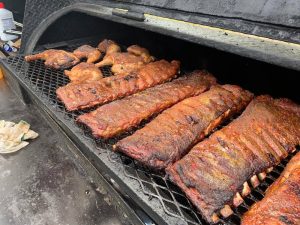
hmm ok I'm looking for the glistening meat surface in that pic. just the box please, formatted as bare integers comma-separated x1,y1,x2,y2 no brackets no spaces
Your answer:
56,60,180,111
242,151,300,225
167,96,300,223
115,85,253,169
77,70,216,138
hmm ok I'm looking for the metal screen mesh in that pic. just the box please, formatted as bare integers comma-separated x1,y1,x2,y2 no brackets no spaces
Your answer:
5,47,299,225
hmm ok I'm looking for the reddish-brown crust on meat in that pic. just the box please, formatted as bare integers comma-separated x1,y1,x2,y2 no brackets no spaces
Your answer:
241,151,300,225
115,85,253,169
76,70,216,138
56,60,180,111
167,96,300,223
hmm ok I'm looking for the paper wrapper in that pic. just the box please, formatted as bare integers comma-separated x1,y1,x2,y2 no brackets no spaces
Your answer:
0,120,39,154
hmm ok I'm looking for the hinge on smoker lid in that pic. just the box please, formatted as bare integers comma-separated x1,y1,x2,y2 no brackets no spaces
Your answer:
112,8,145,22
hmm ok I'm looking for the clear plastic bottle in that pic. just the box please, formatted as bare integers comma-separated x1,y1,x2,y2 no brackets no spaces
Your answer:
0,2,17,41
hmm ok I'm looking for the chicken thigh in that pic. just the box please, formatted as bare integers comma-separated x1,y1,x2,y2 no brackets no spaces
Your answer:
97,39,121,54
64,62,103,82
73,45,101,63
95,45,154,76
25,49,80,69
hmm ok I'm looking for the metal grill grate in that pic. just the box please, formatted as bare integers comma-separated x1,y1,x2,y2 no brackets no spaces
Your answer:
4,45,299,225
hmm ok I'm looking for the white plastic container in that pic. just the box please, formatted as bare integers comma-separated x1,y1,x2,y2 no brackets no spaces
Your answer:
0,2,17,41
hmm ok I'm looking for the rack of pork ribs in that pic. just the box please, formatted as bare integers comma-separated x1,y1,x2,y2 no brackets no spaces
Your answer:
77,70,217,138
166,96,300,223
56,59,181,111
241,151,300,225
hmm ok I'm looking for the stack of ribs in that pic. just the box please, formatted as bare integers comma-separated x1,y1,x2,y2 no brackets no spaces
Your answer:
56,60,180,111
167,96,300,223
115,85,253,169
77,70,216,138
242,151,300,225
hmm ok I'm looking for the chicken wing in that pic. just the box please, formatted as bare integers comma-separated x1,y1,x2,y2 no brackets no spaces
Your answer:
73,45,101,63
25,49,80,69
64,62,103,83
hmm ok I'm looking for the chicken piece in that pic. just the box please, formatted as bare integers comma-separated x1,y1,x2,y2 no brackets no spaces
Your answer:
97,39,121,54
95,52,143,74
110,56,147,76
106,44,121,55
64,62,103,83
127,45,155,63
96,44,154,67
25,49,80,69
73,45,101,63
95,45,155,76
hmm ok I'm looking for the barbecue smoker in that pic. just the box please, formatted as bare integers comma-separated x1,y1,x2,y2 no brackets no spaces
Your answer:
1,1,300,225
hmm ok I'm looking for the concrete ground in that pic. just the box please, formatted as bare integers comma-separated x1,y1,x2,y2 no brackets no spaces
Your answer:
0,78,130,225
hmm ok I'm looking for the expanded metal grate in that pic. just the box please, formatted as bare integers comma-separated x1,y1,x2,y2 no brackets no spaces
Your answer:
4,44,299,225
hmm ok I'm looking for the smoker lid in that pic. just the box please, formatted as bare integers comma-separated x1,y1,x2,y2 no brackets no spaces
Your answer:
108,0,300,45
20,0,300,70
118,0,300,29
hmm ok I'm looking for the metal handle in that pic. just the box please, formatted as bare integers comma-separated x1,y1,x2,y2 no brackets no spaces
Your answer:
4,30,22,35
112,9,145,22
14,21,23,28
